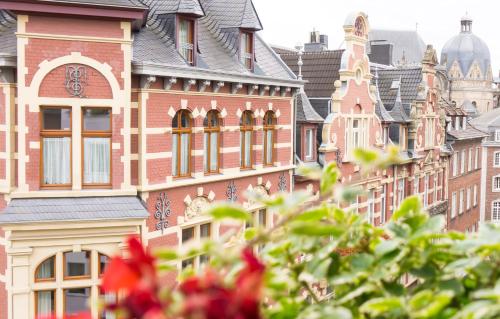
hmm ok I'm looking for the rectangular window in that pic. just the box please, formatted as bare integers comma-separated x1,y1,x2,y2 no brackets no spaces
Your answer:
353,119,361,149
451,192,457,218
433,174,438,203
495,130,500,142
452,152,458,177
466,187,471,210
475,147,480,169
240,32,254,70
82,108,111,187
305,128,314,161
36,290,55,317
493,201,500,221
494,177,500,191
461,150,466,174
423,174,429,208
178,17,195,65
64,288,90,315
380,184,387,224
468,148,473,172
397,179,405,207
459,189,464,214
367,190,375,224
182,223,212,269
473,185,478,207
64,251,90,279
41,107,72,188
495,152,500,167
413,176,419,197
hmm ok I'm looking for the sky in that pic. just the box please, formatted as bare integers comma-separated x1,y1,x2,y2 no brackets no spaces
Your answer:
252,0,500,73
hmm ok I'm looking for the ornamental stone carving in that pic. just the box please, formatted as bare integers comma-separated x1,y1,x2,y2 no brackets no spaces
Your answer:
185,196,210,221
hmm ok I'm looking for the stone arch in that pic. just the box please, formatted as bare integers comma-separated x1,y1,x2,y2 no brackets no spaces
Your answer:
30,52,121,101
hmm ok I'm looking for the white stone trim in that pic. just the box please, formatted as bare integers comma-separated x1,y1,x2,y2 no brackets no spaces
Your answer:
145,127,172,134
145,152,172,160
221,147,240,154
9,188,137,199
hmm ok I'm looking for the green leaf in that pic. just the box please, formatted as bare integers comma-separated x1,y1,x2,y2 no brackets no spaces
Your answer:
392,196,421,220
244,227,258,241
360,297,405,317
320,162,339,195
353,148,378,165
154,249,179,261
290,222,344,237
295,206,329,222
208,205,250,221
374,240,400,256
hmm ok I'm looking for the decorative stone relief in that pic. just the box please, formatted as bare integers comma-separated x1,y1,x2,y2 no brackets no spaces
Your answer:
278,173,287,192
65,65,87,98
226,180,238,202
185,196,210,221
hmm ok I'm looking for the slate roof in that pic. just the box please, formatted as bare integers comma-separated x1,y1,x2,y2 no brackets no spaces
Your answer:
447,124,488,141
375,66,422,109
296,91,324,123
34,0,147,8
278,50,344,97
369,29,426,66
0,197,149,224
471,107,500,131
142,0,204,16
132,0,294,80
388,86,410,123
0,10,16,56
373,70,394,123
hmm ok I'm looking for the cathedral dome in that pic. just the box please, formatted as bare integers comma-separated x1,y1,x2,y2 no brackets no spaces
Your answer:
441,15,491,79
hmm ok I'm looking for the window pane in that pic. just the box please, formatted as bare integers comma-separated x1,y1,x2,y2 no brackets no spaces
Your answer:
36,291,55,316
43,108,71,131
64,251,90,278
99,254,110,276
180,133,189,175
83,108,111,131
83,138,111,184
210,132,218,171
258,210,267,227
200,223,211,238
64,288,90,315
266,130,273,164
172,134,178,176
43,137,71,185
36,256,55,280
203,132,208,172
245,131,251,167
182,227,194,243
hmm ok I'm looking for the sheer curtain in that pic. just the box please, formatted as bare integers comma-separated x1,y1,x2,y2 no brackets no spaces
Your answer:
245,131,251,167
180,133,189,175
172,134,178,176
36,257,53,279
210,132,218,171
37,291,53,315
43,138,71,185
203,133,208,172
179,20,189,59
266,130,273,164
84,138,110,184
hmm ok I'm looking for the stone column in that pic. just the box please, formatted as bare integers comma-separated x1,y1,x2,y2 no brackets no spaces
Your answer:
7,247,32,319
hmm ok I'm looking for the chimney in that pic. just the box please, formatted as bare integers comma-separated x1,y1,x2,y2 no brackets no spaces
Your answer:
304,30,329,52
368,41,394,66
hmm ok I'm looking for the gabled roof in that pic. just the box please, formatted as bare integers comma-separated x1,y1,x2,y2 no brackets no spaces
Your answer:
471,107,500,131
375,66,422,109
296,91,324,123
373,70,394,123
388,85,411,123
278,50,344,98
369,29,426,66
202,0,262,30
0,197,149,224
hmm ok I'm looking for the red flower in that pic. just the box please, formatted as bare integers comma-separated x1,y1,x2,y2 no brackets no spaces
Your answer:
101,236,166,319
179,248,265,319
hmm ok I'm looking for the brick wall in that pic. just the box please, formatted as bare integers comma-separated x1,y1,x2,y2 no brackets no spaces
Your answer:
485,146,500,222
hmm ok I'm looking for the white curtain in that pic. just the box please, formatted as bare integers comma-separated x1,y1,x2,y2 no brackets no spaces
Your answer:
266,130,273,164
210,132,218,171
84,138,110,184
173,134,189,176
203,133,208,172
43,138,71,185
36,258,53,279
245,131,251,167
37,291,53,315
173,134,178,176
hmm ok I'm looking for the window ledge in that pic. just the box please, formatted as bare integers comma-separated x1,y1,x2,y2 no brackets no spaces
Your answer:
9,188,138,199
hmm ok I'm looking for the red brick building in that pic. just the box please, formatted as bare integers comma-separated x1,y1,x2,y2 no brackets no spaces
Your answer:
444,105,487,232
0,0,300,318
278,13,449,226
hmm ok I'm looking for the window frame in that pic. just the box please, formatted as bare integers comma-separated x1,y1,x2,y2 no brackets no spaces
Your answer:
466,187,471,211
494,152,500,167
81,107,112,189
98,253,110,278
460,150,466,174
495,129,500,142
203,110,221,174
367,189,375,224
63,287,91,316
451,192,457,218
35,289,56,318
304,127,315,161
475,147,480,169
40,106,73,189
177,15,197,66
493,175,500,192
263,111,276,166
35,256,56,283
459,189,464,215
380,184,387,224
172,110,193,178
240,111,254,170
473,185,478,207
423,174,429,208
452,152,458,177
63,250,91,281
239,30,254,71
493,201,500,221
468,147,473,172
180,222,213,270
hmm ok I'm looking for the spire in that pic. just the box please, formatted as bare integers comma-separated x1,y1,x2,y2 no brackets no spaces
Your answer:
295,44,304,83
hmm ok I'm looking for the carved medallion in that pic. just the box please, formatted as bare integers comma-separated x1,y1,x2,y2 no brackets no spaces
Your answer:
186,196,210,221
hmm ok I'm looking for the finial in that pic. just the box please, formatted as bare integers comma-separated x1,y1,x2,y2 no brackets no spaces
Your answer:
295,43,304,81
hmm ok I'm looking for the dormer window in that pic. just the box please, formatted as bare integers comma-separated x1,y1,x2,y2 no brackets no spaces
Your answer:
178,17,196,65
240,31,254,70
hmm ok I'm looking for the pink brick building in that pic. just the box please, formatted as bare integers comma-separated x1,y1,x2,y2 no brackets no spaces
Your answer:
0,0,300,318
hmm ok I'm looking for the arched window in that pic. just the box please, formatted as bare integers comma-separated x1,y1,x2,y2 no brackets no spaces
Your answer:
204,110,221,174
240,111,254,169
172,110,192,177
35,256,55,282
263,111,276,166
